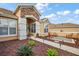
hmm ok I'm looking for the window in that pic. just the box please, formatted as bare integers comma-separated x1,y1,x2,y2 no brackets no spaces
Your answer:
9,20,17,35
0,19,8,35
31,23,36,33
44,25,48,33
0,19,17,36
9,28,16,34
0,27,8,35
1,19,8,26
9,20,16,27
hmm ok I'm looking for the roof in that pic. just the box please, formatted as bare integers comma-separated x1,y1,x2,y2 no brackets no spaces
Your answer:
40,18,50,24
0,8,17,19
14,3,41,16
49,23,79,29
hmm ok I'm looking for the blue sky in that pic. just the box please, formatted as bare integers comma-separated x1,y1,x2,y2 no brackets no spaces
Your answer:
0,3,16,11
0,3,79,24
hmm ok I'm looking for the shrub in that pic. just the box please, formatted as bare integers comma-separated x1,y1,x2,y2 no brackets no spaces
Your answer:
16,45,32,56
47,48,58,56
28,40,36,47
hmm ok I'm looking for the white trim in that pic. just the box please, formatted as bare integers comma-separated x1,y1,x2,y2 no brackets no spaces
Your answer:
0,34,17,37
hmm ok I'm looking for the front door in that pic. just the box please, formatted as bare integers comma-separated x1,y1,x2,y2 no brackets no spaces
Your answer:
27,23,30,35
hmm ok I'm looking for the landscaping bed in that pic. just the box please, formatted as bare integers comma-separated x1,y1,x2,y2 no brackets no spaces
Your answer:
0,39,77,56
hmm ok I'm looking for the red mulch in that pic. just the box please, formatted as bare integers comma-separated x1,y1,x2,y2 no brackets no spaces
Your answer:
0,39,77,56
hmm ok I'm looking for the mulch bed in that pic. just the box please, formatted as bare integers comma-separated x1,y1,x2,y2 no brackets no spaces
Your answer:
0,39,77,56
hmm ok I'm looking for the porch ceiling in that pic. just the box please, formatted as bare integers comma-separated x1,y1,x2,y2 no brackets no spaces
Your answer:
27,17,35,24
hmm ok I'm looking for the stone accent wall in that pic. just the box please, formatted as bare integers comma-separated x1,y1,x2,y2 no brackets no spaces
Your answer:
21,8,39,20
18,17,27,40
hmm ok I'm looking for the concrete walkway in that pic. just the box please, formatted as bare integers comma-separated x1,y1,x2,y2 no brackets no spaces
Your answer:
31,37,79,55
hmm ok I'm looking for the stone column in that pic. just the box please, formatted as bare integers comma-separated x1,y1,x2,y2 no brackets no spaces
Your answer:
18,17,27,40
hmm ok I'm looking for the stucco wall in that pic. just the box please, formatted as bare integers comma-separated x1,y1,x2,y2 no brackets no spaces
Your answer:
40,21,49,36
15,9,21,18
40,23,44,34
0,36,18,42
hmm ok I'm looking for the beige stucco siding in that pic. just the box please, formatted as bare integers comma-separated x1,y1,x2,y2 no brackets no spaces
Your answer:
0,36,18,42
15,9,21,18
40,23,44,34
40,21,49,36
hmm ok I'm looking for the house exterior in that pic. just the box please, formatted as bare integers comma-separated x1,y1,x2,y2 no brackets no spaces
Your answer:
0,3,79,42
0,7,18,41
0,4,41,41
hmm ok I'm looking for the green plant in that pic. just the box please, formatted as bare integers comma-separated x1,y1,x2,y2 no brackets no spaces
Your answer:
47,48,58,56
16,45,32,56
28,40,36,47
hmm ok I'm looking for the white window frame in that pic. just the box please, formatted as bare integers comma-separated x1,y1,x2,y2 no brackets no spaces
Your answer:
8,19,17,35
0,18,17,37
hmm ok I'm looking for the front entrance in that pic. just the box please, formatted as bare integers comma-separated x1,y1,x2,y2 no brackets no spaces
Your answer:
27,23,30,35
26,17,36,36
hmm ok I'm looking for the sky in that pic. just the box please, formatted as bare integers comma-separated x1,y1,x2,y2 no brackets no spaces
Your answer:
0,3,79,24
